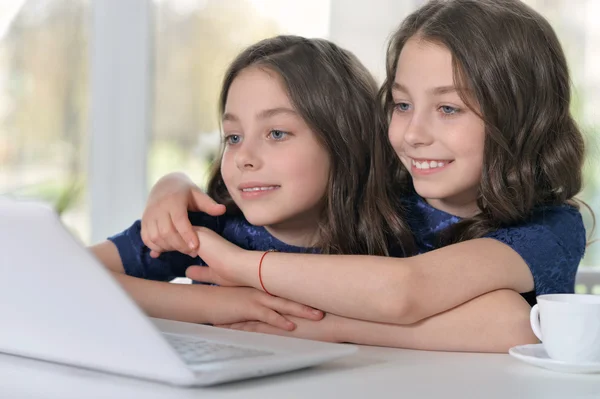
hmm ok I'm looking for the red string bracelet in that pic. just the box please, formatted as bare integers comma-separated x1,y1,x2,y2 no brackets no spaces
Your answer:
259,249,278,296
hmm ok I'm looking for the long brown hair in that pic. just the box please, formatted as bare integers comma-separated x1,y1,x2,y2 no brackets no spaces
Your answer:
208,35,415,256
380,0,586,244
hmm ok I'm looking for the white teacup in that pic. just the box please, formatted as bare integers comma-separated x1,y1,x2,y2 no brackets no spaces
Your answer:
530,294,600,363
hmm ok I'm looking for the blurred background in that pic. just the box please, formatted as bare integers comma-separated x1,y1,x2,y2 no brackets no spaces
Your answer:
0,0,598,270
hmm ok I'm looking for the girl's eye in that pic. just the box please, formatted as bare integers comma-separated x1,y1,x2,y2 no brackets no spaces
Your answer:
394,102,411,112
440,105,459,115
268,130,289,140
224,134,242,145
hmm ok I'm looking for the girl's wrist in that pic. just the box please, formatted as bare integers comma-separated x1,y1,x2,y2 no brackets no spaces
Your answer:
237,250,264,289
326,314,346,343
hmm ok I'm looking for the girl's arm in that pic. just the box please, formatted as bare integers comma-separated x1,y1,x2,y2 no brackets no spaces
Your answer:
143,174,580,326
224,289,538,353
187,228,534,324
90,241,323,328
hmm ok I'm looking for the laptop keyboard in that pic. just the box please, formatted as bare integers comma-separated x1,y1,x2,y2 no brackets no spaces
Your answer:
163,333,274,365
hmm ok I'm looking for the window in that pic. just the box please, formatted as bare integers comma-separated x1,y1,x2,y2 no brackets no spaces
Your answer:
522,0,600,267
0,0,89,241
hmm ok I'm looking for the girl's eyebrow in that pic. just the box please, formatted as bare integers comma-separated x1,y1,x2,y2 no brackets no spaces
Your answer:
222,112,239,123
392,82,408,94
257,107,298,119
430,85,458,95
392,82,468,96
222,107,298,122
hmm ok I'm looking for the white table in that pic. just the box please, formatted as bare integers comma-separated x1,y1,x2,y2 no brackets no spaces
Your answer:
1,320,599,399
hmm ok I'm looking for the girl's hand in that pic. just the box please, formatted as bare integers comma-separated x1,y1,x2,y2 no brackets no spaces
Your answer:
206,287,324,330
141,172,226,258
185,227,261,287
217,314,341,342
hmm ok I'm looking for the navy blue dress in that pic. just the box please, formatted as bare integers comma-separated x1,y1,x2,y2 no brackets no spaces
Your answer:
109,196,586,306
109,212,313,281
402,194,586,305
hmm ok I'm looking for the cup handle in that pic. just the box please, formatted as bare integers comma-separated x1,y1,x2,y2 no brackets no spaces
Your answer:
530,304,543,342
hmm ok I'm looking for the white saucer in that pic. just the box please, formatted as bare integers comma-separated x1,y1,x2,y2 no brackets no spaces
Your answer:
509,344,600,373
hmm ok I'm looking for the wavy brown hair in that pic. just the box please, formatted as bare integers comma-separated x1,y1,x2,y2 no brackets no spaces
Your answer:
379,0,587,245
208,35,415,256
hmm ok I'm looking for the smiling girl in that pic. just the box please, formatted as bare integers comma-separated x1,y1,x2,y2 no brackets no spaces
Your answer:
90,35,413,331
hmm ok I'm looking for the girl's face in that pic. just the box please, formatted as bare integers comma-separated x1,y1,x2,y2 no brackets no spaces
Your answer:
388,37,486,217
220,66,330,245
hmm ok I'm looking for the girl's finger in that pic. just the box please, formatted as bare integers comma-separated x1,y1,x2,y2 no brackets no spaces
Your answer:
149,250,162,258
150,219,171,253
159,213,193,256
141,221,160,258
144,220,166,254
255,307,295,331
190,189,226,216
266,296,324,321
170,208,199,255
185,266,218,284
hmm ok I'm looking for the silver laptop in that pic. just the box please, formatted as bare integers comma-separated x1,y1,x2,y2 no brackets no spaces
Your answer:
0,199,356,386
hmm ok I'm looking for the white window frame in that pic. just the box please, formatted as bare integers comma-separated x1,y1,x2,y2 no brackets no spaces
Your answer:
89,0,152,243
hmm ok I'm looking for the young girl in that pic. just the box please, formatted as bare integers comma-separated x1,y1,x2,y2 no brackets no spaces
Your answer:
143,0,588,352
91,35,414,330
